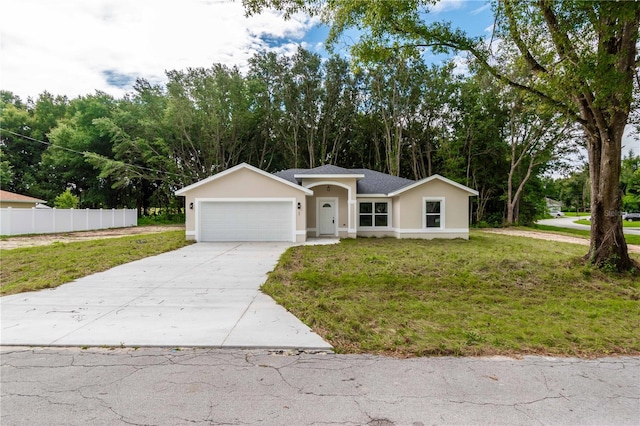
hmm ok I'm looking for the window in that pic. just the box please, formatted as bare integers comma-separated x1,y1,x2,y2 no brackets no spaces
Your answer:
359,201,389,227
424,199,444,229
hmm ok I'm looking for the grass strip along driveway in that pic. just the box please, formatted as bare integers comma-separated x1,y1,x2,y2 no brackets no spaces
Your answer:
0,230,193,296
263,233,639,358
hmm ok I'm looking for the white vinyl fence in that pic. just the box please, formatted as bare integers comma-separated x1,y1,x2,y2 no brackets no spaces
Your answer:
0,208,137,236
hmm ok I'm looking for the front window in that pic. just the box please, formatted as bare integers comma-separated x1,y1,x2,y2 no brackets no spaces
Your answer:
359,202,388,227
425,200,442,228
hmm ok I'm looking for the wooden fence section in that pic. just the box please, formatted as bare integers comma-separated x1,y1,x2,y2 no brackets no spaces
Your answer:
0,208,137,236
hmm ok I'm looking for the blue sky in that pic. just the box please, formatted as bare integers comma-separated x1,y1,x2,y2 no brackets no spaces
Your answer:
0,0,494,100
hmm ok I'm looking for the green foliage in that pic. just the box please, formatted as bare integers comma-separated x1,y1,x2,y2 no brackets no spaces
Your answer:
621,151,640,212
54,189,79,208
0,148,14,188
137,212,185,225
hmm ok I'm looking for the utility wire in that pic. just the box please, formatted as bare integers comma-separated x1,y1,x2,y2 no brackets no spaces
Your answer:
0,128,188,178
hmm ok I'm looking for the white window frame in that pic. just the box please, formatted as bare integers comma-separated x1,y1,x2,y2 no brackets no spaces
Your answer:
357,199,391,229
423,197,445,230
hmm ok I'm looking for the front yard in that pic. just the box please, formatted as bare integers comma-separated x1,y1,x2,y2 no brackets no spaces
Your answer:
0,230,193,295
263,233,639,357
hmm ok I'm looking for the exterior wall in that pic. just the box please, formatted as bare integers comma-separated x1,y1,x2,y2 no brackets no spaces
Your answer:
391,180,472,239
306,186,348,236
392,197,401,229
301,178,358,238
395,231,469,240
181,167,308,241
356,230,397,238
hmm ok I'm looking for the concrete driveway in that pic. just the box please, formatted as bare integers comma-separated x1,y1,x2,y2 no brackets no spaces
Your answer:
0,243,331,350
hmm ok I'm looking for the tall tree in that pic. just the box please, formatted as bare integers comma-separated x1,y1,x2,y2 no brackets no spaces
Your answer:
504,91,576,224
42,92,118,207
245,0,640,271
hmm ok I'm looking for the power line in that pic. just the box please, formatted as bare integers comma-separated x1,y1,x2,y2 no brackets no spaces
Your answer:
0,128,188,179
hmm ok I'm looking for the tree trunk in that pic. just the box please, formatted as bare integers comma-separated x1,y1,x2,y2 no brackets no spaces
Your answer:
584,126,634,270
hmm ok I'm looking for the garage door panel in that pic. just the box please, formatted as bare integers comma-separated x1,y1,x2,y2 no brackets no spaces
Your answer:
199,201,293,242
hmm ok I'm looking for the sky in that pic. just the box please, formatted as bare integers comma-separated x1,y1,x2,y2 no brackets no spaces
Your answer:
0,0,494,100
0,0,637,155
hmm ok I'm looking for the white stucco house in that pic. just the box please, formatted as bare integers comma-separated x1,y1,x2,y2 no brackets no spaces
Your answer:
175,163,478,243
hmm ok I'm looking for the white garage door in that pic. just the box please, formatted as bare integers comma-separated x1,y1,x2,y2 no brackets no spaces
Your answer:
198,200,294,242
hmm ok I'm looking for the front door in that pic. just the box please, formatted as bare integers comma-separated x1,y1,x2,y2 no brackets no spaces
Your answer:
319,200,336,235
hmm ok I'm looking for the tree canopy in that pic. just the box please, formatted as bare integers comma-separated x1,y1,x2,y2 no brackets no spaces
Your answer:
245,0,640,270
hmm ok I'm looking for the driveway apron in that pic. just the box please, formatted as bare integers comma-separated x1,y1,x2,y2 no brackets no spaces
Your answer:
0,243,331,349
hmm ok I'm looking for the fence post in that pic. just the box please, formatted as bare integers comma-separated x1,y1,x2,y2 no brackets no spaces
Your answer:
52,207,56,233
86,208,90,231
31,207,36,234
70,208,74,231
99,208,103,229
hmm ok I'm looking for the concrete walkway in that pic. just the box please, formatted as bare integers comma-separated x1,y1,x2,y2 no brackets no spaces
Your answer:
0,243,331,349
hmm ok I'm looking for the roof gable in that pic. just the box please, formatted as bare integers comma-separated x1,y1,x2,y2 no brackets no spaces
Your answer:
175,163,313,196
387,174,479,196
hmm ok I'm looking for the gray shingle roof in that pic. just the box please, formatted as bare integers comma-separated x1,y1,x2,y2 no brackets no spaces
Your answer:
352,169,414,194
273,166,415,195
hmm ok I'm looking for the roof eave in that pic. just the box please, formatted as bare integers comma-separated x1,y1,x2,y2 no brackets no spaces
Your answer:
175,163,313,196
294,174,366,179
356,193,390,198
388,174,479,197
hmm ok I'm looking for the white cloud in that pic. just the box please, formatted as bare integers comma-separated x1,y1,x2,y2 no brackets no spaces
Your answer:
450,54,470,76
0,0,317,100
470,2,491,15
429,0,466,14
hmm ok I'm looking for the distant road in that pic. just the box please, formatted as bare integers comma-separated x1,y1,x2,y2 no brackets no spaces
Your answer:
537,217,640,236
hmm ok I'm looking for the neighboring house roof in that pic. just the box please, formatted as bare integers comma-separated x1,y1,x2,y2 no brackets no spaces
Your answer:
275,166,475,196
0,190,46,204
175,162,314,196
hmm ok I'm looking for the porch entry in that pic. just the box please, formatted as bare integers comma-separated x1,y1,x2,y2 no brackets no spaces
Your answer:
318,198,337,236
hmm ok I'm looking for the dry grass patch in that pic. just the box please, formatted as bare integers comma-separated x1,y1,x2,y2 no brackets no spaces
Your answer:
1,230,193,295
263,233,639,357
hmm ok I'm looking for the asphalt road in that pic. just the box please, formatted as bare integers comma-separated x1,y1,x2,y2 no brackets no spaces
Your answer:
538,217,640,235
2,347,638,426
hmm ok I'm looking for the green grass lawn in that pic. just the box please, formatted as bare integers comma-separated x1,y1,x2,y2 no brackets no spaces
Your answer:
0,230,193,295
530,224,640,245
263,233,639,357
562,212,591,217
574,219,640,228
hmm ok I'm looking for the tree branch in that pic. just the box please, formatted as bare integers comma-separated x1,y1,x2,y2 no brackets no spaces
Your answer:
503,0,548,75
398,42,585,125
